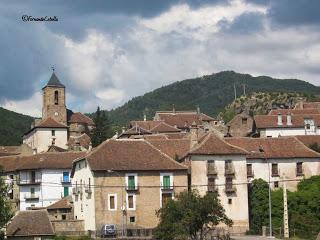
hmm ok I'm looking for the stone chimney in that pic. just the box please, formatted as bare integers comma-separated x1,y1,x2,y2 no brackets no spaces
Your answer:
196,106,200,115
172,104,176,114
143,114,147,121
277,113,283,126
286,113,292,126
190,121,198,149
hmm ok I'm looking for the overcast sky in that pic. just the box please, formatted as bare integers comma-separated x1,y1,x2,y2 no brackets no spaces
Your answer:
0,0,319,116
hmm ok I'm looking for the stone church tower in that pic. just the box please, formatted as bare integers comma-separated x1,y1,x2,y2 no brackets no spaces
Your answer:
42,72,67,125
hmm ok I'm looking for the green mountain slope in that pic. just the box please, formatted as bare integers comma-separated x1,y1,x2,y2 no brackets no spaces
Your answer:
106,71,320,127
0,107,33,146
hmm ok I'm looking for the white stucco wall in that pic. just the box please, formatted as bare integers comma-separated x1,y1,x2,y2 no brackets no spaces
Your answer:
72,159,96,231
190,155,249,231
19,169,71,210
249,158,320,191
23,128,68,153
261,127,320,138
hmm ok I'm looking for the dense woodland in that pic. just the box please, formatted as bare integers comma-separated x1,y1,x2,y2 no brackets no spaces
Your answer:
1,71,319,145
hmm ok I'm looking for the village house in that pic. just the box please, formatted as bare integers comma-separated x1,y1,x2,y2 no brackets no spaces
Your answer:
254,113,320,137
6,210,55,240
0,151,85,210
23,71,94,153
225,137,320,191
226,112,254,137
185,132,250,234
71,138,188,232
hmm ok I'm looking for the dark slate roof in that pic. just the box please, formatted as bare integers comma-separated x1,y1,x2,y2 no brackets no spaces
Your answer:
44,72,65,88
6,210,55,237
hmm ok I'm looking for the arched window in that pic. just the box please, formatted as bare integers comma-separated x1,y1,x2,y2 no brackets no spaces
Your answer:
54,91,59,105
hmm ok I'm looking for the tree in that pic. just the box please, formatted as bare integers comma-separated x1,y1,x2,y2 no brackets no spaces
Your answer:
91,106,112,147
154,190,232,240
0,166,13,240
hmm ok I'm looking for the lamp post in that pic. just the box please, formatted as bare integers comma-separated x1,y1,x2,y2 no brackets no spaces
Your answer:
107,170,125,237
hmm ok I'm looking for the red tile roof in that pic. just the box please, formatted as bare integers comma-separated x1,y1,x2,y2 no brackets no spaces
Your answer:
68,133,92,149
189,133,248,156
130,120,164,131
225,137,320,159
0,152,86,172
254,114,320,128
295,135,320,147
68,112,94,125
36,117,68,128
47,196,72,210
150,122,181,133
156,112,215,128
268,109,320,115
6,210,55,237
147,139,191,160
81,139,187,172
301,102,320,109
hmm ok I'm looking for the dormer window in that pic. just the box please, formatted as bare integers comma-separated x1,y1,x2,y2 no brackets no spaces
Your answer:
54,91,59,105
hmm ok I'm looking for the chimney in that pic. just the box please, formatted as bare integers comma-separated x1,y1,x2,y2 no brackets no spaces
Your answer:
196,106,200,115
122,126,126,133
143,114,147,121
190,121,198,149
277,113,283,125
172,104,176,114
74,138,81,151
286,113,292,126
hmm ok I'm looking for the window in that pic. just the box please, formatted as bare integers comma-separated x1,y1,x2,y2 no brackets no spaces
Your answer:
30,187,35,197
31,171,36,183
54,91,59,105
127,194,136,210
127,175,137,190
62,215,66,220
228,199,232,204
51,130,55,136
129,216,136,223
63,172,69,182
225,160,234,175
163,176,170,189
274,181,279,188
161,173,173,190
64,187,69,197
207,160,217,175
81,203,83,212
271,163,279,177
296,162,303,176
161,192,173,207
207,177,216,193
246,164,253,177
108,194,117,211
306,124,311,130
242,118,248,125
226,178,233,190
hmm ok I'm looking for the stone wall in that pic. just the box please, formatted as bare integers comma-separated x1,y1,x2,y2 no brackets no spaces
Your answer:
51,220,84,233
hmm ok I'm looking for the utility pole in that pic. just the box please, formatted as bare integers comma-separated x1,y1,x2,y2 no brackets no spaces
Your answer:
234,83,237,100
268,161,273,238
283,175,289,239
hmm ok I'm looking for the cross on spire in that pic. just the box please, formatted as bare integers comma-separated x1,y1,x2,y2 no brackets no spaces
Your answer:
51,66,55,72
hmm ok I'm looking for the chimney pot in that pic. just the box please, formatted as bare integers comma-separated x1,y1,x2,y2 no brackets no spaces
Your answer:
286,113,292,125
277,113,283,125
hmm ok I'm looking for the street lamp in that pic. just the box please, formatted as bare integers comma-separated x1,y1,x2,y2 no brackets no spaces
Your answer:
107,169,125,237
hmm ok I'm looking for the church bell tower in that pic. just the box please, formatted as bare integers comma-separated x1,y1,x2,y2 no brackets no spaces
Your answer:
42,71,67,125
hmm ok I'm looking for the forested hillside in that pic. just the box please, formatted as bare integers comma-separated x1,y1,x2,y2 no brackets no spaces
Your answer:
106,71,320,127
0,107,33,146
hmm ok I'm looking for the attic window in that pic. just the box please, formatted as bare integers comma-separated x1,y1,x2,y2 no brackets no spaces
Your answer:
54,91,59,105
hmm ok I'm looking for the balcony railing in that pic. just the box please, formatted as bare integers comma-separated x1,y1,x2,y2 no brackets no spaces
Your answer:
224,185,236,194
61,177,71,184
24,193,39,200
18,179,41,185
271,170,279,177
126,185,139,191
161,182,174,190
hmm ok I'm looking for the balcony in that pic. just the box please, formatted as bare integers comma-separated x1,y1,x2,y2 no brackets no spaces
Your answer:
224,166,235,176
18,179,41,186
207,164,217,176
126,185,139,191
224,185,237,194
24,193,39,200
60,177,71,184
161,182,174,190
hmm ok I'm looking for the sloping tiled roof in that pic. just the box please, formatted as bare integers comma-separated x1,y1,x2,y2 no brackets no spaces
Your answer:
156,112,215,128
68,112,94,125
147,139,191,160
268,109,320,115
47,196,72,210
165,132,189,139
120,126,152,136
189,133,248,156
44,72,65,88
150,122,181,133
295,135,320,147
36,117,68,128
68,133,92,149
144,135,169,140
301,102,320,109
130,120,164,131
6,210,55,237
47,145,68,153
225,137,320,159
254,114,320,128
0,152,86,172
0,146,21,157
82,139,187,172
